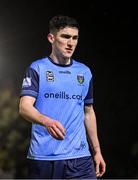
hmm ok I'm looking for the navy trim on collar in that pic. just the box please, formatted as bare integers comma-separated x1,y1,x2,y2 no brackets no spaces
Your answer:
48,56,73,67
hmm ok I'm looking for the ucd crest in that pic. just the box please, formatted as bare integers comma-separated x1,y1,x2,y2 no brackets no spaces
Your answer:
77,74,84,84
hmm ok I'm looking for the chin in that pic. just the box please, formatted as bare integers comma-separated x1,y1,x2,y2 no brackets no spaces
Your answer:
63,54,72,59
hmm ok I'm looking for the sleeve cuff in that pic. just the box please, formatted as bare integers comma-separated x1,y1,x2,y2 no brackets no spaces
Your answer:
84,98,93,105
20,89,38,98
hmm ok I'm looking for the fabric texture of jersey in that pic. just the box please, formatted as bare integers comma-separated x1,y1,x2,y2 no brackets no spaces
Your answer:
20,57,93,160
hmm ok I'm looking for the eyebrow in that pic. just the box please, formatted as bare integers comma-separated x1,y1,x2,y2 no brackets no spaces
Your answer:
60,34,79,39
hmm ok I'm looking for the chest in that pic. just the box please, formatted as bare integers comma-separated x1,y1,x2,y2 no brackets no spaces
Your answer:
39,68,89,96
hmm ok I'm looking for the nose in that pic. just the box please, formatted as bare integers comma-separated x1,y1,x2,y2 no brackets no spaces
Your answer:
67,38,73,46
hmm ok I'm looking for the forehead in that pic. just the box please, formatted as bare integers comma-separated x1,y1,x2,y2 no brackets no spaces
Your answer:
57,27,79,36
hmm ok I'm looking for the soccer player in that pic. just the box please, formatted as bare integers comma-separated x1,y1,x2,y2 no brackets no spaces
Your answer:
19,15,106,179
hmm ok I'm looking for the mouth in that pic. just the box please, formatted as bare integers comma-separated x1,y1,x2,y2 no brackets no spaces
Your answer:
65,48,73,53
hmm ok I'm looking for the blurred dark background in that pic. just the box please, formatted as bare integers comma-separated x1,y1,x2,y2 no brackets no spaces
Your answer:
0,0,138,178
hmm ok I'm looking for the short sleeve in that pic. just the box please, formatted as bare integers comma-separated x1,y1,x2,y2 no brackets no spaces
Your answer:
84,78,93,105
20,67,39,98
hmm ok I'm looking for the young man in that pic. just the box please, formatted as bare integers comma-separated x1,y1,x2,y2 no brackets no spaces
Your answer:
19,15,106,179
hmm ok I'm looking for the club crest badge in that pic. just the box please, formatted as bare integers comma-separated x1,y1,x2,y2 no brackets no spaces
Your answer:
46,71,54,82
77,74,84,84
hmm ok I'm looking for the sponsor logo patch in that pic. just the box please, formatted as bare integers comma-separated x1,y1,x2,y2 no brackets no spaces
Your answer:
22,77,31,87
46,71,54,82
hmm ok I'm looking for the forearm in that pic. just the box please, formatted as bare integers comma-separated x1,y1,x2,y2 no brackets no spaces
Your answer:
85,106,101,154
84,106,106,176
19,97,50,126
85,118,101,154
19,96,65,140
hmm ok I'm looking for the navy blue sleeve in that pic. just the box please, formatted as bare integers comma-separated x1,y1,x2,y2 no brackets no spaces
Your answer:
84,78,93,105
20,67,39,98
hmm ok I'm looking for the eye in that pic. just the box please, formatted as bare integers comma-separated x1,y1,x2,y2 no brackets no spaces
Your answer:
60,34,79,40
61,34,71,39
73,36,79,40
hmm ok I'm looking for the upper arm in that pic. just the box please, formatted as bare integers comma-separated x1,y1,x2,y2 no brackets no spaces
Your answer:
84,104,96,122
19,96,36,110
84,104,93,115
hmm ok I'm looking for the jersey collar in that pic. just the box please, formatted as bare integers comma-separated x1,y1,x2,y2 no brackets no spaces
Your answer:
48,56,73,67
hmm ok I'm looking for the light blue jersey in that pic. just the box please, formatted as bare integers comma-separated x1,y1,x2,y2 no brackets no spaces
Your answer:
20,57,93,160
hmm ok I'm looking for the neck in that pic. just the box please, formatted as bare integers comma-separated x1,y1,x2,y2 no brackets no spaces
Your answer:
49,53,70,65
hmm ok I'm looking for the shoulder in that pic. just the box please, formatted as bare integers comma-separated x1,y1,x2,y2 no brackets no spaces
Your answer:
73,59,93,75
24,57,48,75
25,57,49,74
30,57,48,68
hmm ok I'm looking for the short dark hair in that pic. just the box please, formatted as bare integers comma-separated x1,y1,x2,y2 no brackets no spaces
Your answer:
49,15,79,34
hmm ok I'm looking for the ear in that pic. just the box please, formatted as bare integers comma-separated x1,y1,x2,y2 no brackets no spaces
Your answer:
47,33,54,44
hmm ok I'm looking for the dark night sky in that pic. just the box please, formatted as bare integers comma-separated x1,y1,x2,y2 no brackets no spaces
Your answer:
0,0,138,178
